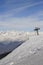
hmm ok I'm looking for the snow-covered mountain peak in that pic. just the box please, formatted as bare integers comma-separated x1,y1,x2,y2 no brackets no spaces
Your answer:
0,32,43,64
0,31,29,42
0,31,29,54
0,31,43,65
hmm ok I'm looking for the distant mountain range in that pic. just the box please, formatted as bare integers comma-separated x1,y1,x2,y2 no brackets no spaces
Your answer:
0,31,29,55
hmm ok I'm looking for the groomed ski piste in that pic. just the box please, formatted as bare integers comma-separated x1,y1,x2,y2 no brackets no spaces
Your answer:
0,31,43,65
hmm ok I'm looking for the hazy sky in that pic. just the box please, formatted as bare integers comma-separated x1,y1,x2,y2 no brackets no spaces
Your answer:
0,0,43,31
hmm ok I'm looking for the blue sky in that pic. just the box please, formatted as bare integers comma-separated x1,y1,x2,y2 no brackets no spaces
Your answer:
0,0,43,31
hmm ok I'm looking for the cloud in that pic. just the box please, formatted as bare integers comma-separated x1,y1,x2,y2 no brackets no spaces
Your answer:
0,13,43,31
5,1,43,16
0,0,43,31
0,0,43,17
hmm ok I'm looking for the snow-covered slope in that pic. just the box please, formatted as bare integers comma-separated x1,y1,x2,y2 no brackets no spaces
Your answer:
0,32,43,65
0,31,29,54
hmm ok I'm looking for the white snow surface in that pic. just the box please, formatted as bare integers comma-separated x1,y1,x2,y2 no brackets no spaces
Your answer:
0,32,43,65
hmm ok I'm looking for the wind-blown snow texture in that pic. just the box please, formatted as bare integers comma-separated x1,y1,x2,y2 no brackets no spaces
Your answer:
0,32,43,65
